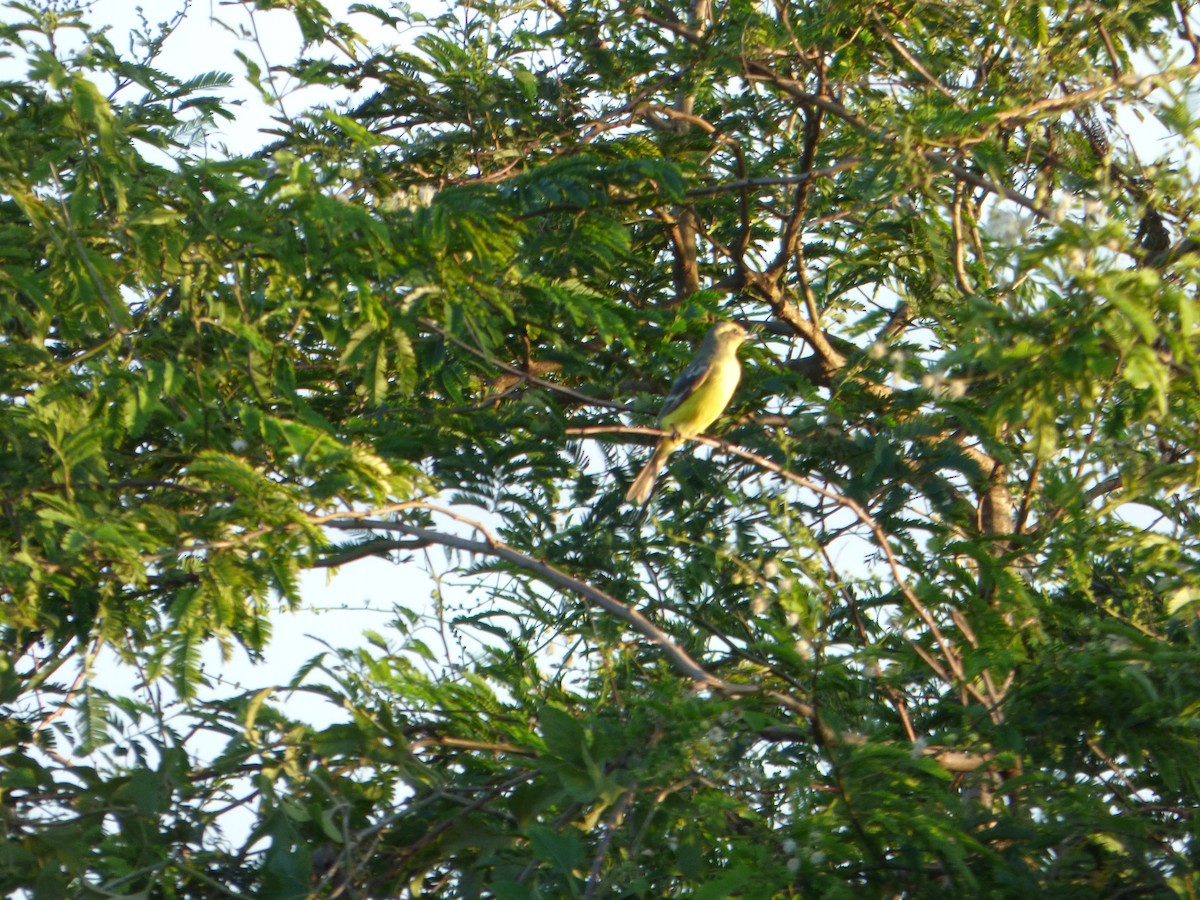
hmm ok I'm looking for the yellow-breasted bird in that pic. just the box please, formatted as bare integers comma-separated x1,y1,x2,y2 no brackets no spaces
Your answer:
625,320,749,505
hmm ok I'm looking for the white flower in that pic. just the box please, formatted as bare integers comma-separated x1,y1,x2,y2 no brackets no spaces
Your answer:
1051,194,1075,224
987,209,1029,243
416,184,437,206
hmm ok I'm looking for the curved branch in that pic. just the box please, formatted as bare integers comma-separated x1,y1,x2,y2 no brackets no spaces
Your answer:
317,498,992,773
321,506,817,719
573,424,990,708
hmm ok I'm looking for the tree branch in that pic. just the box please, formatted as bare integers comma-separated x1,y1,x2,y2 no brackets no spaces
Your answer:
322,506,817,719
573,424,989,707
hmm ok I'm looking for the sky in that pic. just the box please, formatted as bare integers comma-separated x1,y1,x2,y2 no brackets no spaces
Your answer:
86,0,375,152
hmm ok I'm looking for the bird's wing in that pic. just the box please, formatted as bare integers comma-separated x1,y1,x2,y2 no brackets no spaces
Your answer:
656,355,715,423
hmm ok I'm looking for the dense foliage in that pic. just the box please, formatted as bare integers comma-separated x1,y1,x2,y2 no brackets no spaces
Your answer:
2,0,1200,895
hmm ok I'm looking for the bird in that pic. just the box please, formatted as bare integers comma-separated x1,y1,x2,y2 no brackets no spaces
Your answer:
625,320,750,505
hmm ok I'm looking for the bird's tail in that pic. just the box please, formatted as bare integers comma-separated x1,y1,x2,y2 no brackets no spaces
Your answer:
625,436,682,505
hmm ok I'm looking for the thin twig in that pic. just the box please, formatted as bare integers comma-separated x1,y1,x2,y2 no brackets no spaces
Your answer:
583,790,635,898
872,12,967,111
418,318,629,412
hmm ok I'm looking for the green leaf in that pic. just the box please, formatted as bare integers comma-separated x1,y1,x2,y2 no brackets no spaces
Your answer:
538,705,587,764
1167,585,1200,616
1122,344,1169,414
526,824,585,872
